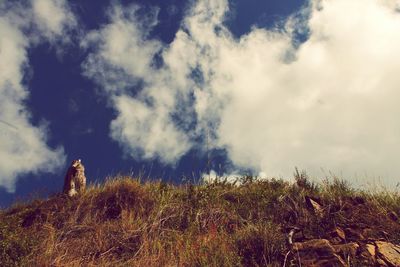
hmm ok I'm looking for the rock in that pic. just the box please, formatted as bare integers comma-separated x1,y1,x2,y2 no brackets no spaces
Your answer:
375,241,400,267
359,243,377,266
292,239,347,267
293,239,334,252
376,257,389,266
305,196,324,217
334,242,359,258
329,227,346,244
63,159,86,197
366,244,376,258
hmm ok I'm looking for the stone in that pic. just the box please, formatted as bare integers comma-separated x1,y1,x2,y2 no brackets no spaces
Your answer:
375,241,400,267
63,159,86,197
358,243,377,265
376,257,389,266
305,196,324,217
296,255,347,267
292,239,347,267
366,244,376,258
329,227,346,244
334,242,359,258
293,239,334,252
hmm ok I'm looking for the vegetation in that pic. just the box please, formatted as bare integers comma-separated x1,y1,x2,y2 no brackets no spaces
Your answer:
0,172,399,266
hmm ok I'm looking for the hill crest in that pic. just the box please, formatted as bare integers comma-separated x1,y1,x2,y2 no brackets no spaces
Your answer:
1,175,400,266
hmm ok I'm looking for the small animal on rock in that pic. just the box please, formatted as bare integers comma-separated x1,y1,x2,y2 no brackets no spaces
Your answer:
63,159,86,197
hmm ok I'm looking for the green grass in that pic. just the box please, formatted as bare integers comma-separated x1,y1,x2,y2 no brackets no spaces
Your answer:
0,174,399,266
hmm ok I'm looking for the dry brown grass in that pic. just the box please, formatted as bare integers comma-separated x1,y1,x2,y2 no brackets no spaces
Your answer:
1,174,399,266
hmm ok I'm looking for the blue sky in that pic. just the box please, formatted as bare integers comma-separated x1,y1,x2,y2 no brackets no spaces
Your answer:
1,0,400,207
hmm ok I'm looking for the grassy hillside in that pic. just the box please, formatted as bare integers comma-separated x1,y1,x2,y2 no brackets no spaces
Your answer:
1,173,399,266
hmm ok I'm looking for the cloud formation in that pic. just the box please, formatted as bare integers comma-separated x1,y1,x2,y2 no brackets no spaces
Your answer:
32,0,76,41
214,0,400,185
0,1,71,191
83,4,192,163
84,0,400,186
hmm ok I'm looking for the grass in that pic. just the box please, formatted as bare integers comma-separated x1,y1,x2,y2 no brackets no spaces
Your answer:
0,173,399,266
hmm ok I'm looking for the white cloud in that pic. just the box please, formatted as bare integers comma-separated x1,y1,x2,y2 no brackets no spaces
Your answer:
84,0,400,187
0,4,67,192
110,95,190,163
213,0,400,186
32,0,76,40
83,4,192,163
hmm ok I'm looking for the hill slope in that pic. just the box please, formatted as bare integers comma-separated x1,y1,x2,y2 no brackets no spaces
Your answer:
1,174,400,266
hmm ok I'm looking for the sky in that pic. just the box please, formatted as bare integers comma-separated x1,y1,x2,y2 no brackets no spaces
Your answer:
1,0,400,207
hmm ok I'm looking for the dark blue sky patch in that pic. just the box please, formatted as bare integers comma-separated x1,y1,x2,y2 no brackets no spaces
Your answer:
170,93,197,134
225,0,306,38
69,0,113,31
0,0,314,207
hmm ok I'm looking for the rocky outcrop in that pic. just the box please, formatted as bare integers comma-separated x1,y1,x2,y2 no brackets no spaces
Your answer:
286,196,400,266
376,241,400,266
292,239,347,266
291,238,400,267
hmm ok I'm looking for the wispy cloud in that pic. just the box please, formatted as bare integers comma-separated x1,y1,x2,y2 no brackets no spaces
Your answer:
83,0,400,186
32,0,76,40
0,0,73,191
82,4,191,164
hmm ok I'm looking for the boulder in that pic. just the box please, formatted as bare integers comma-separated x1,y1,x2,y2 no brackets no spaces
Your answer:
375,241,400,267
